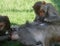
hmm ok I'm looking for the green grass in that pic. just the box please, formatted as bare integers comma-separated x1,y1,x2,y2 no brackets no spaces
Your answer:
0,0,60,46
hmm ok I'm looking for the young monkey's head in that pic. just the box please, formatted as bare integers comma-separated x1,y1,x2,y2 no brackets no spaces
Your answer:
0,16,10,32
33,1,48,17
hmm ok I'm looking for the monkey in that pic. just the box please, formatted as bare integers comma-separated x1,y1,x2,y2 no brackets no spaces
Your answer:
33,1,46,23
10,21,60,46
33,1,60,24
0,16,11,41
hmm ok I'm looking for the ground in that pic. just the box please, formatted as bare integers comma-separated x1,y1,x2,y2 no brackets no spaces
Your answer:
0,0,60,46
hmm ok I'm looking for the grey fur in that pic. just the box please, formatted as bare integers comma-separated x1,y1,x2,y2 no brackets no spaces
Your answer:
11,22,60,46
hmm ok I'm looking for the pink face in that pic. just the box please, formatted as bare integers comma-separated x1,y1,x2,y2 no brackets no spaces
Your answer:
38,9,45,17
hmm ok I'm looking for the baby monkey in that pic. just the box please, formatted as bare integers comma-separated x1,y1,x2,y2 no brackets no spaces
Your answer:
33,1,60,24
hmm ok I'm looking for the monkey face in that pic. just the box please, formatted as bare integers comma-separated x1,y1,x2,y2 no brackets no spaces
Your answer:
38,9,45,17
0,22,5,31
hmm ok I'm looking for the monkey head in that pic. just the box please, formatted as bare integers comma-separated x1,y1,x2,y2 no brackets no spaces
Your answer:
33,1,48,17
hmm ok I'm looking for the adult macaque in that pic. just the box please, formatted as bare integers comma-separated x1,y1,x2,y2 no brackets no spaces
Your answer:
10,21,60,46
